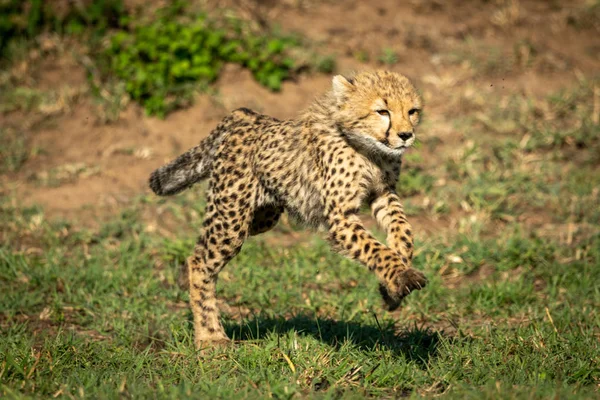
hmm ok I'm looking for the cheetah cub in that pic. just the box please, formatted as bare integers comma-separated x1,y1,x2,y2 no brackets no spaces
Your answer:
150,70,428,348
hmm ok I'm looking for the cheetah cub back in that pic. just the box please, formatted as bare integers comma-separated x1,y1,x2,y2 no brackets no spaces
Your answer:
150,70,428,348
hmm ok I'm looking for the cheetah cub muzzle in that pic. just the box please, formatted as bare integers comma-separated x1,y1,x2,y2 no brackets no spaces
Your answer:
149,70,428,348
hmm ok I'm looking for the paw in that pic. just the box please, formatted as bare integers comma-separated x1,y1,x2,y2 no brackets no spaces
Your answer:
379,268,427,311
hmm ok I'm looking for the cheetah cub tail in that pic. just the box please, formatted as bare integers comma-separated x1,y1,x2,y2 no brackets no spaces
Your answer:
150,109,252,196
149,143,211,196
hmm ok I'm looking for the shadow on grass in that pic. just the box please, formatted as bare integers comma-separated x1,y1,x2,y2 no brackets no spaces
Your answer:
224,314,445,362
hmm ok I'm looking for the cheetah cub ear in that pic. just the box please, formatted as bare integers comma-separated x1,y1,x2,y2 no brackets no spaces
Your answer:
332,75,355,102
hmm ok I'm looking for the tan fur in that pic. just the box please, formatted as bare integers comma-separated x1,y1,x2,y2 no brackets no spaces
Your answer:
150,70,427,348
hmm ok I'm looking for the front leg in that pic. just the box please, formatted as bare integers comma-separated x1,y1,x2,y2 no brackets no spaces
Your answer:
371,191,414,260
327,207,426,311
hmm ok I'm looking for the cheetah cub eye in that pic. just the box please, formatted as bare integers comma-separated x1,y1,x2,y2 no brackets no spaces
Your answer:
376,110,390,117
408,108,421,125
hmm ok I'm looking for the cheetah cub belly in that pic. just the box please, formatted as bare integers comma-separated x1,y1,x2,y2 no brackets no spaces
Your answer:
149,70,428,348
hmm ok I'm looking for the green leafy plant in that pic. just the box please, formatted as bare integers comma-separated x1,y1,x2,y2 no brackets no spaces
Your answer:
102,9,308,117
1,1,334,118
53,0,129,36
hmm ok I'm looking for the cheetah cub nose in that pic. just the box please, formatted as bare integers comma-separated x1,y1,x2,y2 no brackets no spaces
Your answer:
398,132,413,141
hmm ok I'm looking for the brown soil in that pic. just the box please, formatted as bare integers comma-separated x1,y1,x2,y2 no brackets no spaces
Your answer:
2,0,599,238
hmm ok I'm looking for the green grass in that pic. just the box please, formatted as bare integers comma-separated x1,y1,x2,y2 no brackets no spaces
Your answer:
477,77,600,163
0,129,29,173
567,0,600,30
378,48,399,66
400,78,600,227
0,0,127,57
1,183,599,398
442,36,569,77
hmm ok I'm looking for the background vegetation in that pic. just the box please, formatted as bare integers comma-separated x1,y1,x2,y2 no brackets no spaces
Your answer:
1,0,332,117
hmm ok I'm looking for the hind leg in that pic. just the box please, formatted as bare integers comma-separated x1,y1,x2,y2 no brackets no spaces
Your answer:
249,204,283,236
187,185,256,348
187,251,228,345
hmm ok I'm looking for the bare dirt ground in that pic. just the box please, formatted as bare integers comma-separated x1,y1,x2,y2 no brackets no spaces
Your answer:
1,0,599,235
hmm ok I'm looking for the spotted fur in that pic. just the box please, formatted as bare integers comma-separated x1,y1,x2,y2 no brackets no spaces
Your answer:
150,71,427,348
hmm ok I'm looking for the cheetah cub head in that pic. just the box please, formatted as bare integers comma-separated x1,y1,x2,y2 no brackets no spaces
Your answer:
331,70,422,158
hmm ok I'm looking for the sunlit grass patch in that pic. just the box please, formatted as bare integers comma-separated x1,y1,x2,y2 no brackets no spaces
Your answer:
411,77,600,232
1,192,598,397
442,36,568,78
477,78,600,162
0,85,84,115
